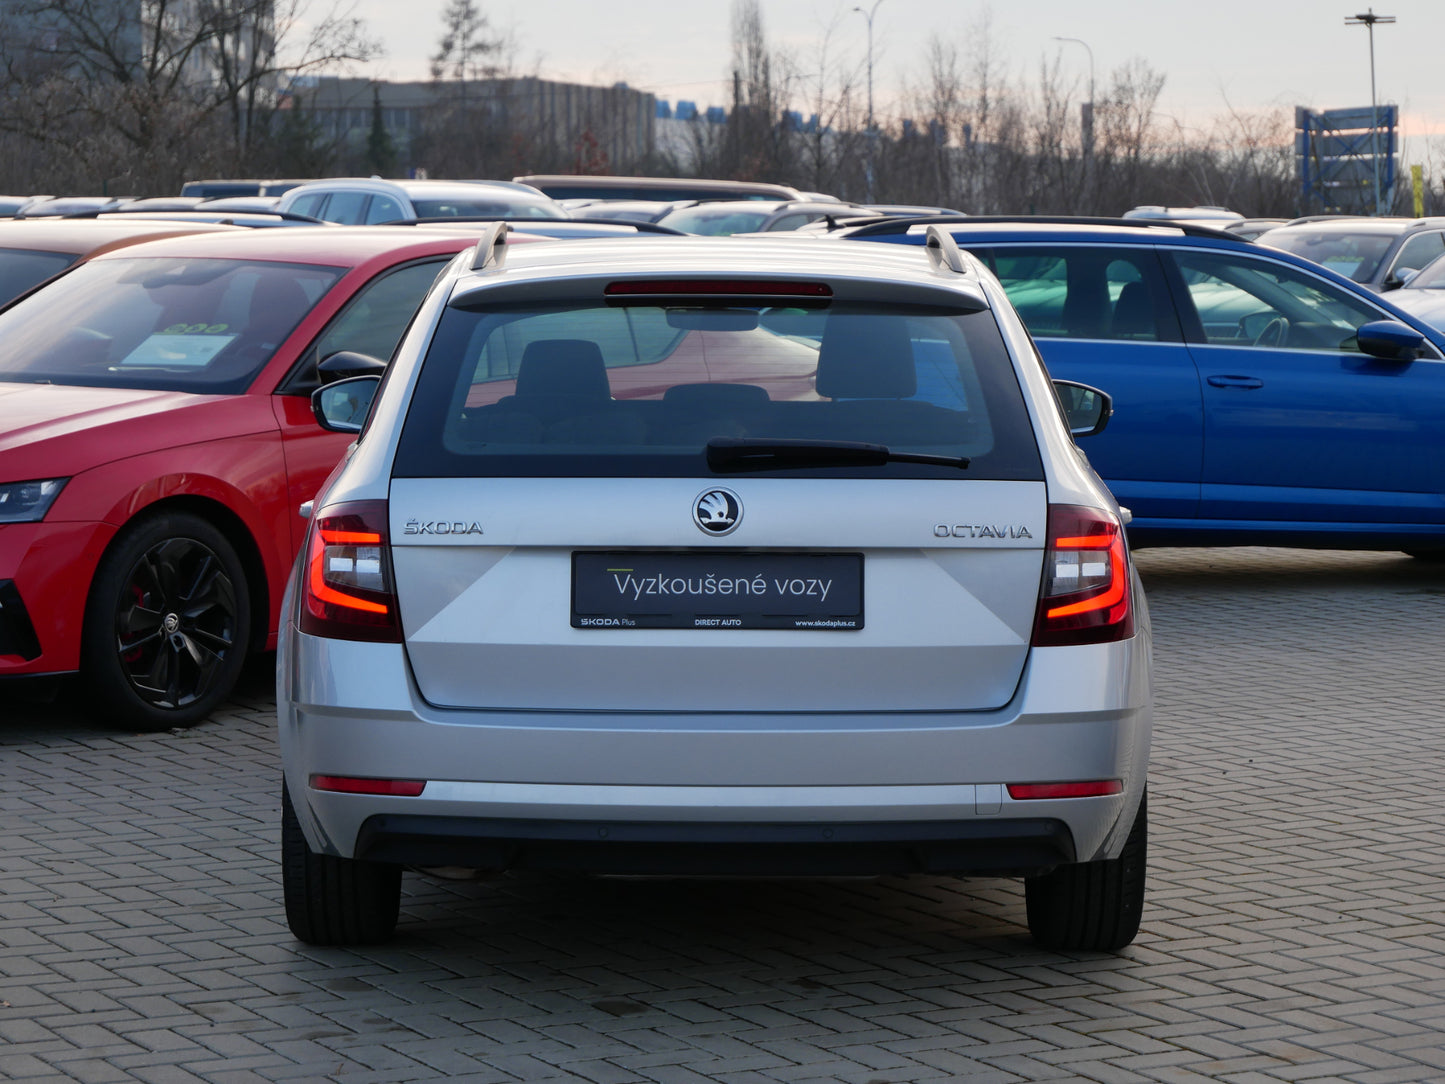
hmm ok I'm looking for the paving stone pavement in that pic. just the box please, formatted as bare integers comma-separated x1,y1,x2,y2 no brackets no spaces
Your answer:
4,547,1445,1084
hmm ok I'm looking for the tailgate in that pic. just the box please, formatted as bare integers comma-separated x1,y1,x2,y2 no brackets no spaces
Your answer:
390,477,1046,713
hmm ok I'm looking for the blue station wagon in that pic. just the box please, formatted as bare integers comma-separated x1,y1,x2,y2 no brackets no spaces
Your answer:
840,217,1445,556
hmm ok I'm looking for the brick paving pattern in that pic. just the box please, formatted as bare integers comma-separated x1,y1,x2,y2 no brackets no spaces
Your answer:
3,547,1445,1083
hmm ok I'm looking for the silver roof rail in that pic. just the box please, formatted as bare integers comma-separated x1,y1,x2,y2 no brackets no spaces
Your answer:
924,224,967,274
469,222,511,272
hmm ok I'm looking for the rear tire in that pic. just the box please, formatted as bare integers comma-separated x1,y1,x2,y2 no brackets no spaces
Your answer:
282,780,401,945
1025,791,1146,951
82,511,251,732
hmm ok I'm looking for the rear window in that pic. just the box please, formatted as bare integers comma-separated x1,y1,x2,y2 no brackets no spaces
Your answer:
393,299,1043,480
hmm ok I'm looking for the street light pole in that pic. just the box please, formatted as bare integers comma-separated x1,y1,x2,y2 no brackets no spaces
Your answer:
1346,8,1396,215
854,0,883,133
853,0,884,201
1052,36,1095,206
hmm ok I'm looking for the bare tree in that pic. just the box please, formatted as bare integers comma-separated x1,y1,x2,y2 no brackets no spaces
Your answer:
1207,102,1296,215
792,10,862,198
725,0,798,183
430,0,502,94
0,0,378,192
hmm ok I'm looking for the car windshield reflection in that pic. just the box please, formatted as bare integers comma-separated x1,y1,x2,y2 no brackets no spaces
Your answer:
0,257,342,393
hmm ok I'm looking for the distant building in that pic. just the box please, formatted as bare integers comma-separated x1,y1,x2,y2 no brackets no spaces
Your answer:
0,0,270,87
285,76,656,175
0,0,143,76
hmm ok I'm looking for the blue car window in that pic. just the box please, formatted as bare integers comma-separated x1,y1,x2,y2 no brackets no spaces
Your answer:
976,247,1173,343
1169,251,1380,352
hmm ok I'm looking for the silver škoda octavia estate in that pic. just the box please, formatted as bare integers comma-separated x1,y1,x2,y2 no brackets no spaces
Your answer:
278,225,1153,949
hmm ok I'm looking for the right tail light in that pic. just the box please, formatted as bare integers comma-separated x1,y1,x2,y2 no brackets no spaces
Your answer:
1031,504,1134,647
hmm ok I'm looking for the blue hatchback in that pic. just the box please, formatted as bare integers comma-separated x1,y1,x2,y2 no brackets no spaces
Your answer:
840,217,1445,554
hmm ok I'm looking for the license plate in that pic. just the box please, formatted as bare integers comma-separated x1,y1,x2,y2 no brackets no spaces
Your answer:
572,552,864,630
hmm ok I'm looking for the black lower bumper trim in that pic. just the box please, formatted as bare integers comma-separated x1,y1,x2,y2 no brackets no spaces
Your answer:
0,581,42,661
353,815,1076,877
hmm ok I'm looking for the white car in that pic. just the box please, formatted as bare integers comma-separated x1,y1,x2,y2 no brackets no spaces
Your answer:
276,177,568,224
1384,249,1445,331
278,226,1154,950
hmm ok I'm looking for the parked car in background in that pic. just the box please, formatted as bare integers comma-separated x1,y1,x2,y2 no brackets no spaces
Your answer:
179,179,309,198
15,196,126,218
0,217,245,308
514,174,804,202
194,196,283,214
839,215,1445,555
91,208,329,229
1121,205,1245,228
1379,249,1445,331
0,196,52,217
377,218,684,240
1223,218,1289,241
658,199,862,235
560,199,697,223
277,178,567,224
795,206,971,235
0,227,546,730
278,228,1152,951
863,203,967,216
116,197,209,212
1256,216,1445,292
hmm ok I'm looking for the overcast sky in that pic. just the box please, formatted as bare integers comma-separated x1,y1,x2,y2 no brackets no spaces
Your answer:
354,0,1445,144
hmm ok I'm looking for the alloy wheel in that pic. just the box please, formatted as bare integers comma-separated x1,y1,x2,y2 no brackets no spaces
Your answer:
113,536,240,710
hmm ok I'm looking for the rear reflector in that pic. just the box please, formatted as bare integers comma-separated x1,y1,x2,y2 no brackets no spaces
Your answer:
605,279,833,297
1008,780,1122,800
311,775,426,797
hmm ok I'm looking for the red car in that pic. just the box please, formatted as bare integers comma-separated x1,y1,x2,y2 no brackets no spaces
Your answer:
0,226,530,729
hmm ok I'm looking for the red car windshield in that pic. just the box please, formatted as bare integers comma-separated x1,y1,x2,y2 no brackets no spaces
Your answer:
0,257,343,393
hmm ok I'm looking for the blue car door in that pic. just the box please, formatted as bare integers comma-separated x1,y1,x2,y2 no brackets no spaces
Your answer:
1164,246,1445,529
971,244,1203,521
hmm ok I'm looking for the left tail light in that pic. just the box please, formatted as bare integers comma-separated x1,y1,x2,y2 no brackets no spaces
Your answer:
1031,504,1134,647
299,500,402,643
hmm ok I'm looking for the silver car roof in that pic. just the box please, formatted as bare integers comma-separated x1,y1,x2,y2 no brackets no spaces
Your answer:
445,234,990,308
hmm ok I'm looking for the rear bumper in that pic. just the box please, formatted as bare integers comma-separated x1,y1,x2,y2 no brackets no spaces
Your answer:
280,615,1152,874
355,814,1075,877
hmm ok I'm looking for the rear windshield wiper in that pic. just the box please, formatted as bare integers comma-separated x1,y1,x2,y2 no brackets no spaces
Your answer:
706,436,970,473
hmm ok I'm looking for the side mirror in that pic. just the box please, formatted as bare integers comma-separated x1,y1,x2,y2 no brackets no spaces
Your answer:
1053,379,1112,437
1356,319,1427,361
311,374,380,433
317,350,387,384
